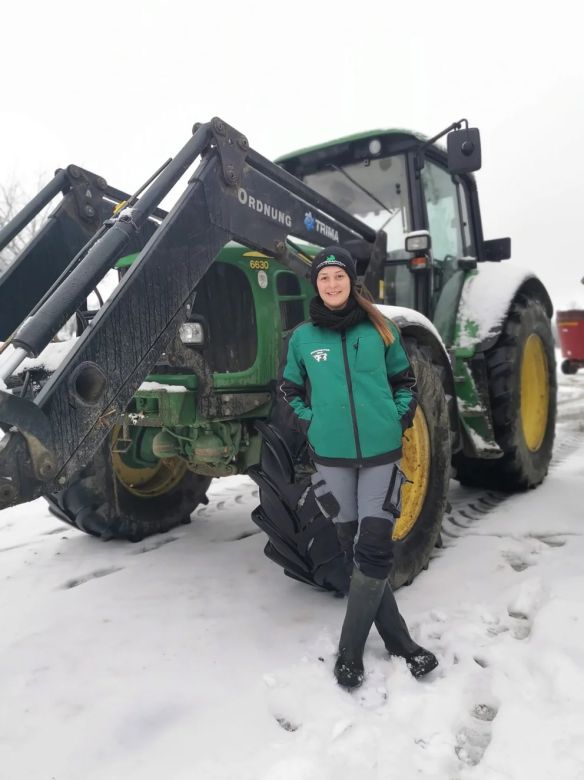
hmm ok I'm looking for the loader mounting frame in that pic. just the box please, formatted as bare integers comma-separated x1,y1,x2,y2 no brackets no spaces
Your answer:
0,118,386,510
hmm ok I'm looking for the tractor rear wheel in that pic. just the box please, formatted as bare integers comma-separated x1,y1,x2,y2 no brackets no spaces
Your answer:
45,428,211,541
454,295,556,490
390,341,451,588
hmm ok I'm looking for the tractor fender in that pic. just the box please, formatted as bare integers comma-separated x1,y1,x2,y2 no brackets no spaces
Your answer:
377,304,461,451
455,263,553,354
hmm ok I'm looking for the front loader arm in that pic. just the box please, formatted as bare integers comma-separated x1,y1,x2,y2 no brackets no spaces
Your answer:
0,165,164,341
0,118,385,510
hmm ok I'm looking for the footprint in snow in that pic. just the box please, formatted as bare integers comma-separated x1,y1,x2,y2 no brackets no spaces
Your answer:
501,531,565,574
506,577,545,640
529,533,567,548
131,536,178,555
455,702,499,766
501,549,534,572
62,566,123,589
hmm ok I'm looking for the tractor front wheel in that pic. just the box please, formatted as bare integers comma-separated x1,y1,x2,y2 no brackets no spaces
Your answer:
46,429,211,541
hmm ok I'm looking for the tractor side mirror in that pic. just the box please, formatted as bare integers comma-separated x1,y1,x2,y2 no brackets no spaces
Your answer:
447,127,482,174
483,237,511,262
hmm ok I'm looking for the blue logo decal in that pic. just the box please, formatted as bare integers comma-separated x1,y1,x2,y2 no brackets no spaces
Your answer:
304,211,315,231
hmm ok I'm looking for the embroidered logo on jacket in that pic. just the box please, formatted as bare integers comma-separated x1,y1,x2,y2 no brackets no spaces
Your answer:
310,349,330,362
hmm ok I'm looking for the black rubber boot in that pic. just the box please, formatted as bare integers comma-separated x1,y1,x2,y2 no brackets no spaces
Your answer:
374,584,439,678
335,521,358,595
334,567,386,689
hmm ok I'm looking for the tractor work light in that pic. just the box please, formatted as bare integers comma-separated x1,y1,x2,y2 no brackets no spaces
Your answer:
179,322,205,345
405,231,431,253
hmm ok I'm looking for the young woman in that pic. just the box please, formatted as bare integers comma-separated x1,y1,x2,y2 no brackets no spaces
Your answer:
279,246,438,689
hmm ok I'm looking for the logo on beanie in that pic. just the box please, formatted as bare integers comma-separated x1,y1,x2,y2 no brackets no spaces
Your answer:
317,255,346,273
310,348,330,362
303,211,340,243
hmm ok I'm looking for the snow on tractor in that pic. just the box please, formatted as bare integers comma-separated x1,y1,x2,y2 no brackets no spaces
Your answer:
0,117,556,590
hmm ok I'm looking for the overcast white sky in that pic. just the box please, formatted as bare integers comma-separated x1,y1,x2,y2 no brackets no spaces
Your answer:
1,0,583,309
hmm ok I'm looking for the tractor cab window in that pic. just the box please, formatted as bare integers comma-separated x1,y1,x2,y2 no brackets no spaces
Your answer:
421,162,474,262
304,154,411,256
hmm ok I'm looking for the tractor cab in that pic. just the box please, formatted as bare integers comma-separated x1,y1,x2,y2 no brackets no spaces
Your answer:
276,123,508,347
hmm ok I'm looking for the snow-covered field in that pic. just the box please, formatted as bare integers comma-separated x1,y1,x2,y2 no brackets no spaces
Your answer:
1,366,583,780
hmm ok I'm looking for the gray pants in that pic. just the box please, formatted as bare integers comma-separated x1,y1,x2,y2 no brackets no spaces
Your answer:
311,462,405,579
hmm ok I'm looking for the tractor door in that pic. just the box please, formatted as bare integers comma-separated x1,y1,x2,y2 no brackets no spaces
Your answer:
419,159,478,346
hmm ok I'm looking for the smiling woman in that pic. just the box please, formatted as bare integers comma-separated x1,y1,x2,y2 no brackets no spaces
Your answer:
278,245,438,690
315,265,352,310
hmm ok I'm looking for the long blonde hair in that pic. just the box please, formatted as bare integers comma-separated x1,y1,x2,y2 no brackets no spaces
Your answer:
353,286,395,346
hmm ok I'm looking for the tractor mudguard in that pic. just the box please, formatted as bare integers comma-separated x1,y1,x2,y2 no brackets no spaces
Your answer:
455,263,553,355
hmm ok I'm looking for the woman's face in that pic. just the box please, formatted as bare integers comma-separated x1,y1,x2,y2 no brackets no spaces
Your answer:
316,267,351,310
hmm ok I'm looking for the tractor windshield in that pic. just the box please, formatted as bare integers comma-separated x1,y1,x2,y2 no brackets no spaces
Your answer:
303,154,411,255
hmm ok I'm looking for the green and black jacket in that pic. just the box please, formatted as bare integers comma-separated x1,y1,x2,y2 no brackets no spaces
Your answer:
279,318,417,466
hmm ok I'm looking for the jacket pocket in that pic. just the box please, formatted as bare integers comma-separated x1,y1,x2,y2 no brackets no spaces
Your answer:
382,465,411,518
354,335,384,372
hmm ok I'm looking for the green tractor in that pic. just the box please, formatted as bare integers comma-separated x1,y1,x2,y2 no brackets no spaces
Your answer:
0,118,556,590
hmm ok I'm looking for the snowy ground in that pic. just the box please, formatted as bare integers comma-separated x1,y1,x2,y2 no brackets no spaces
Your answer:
1,366,584,779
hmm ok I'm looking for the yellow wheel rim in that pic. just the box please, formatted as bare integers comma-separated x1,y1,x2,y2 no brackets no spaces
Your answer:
520,334,549,452
111,428,187,498
394,407,430,540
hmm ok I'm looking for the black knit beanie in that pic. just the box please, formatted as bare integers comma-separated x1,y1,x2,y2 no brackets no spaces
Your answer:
310,246,357,290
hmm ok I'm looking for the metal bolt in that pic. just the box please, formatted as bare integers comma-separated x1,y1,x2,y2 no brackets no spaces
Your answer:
68,165,81,179
274,241,285,254
213,118,225,135
225,165,237,184
96,176,107,190
58,476,66,485
39,461,55,479
84,205,96,218
0,484,16,502
238,136,249,151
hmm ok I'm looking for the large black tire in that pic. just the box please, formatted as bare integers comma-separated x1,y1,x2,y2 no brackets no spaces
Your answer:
249,340,451,591
390,341,451,588
454,295,556,491
561,359,578,375
45,436,211,542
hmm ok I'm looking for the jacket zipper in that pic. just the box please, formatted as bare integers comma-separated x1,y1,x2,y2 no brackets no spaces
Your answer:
341,332,362,460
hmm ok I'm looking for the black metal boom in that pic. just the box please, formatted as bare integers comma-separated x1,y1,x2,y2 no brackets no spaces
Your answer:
0,166,168,341
0,117,386,510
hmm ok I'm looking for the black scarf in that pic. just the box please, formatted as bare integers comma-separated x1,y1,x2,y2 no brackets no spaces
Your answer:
309,295,369,332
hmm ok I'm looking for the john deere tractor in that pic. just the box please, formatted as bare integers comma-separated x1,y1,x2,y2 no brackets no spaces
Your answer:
0,117,556,589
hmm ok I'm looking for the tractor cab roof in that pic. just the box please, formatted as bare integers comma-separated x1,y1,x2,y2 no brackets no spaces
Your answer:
275,128,448,178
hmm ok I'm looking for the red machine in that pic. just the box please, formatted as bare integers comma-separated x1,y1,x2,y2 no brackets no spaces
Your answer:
557,310,584,374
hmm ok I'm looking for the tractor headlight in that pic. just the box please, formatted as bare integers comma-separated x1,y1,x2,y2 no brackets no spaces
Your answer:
405,231,431,253
179,322,205,345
